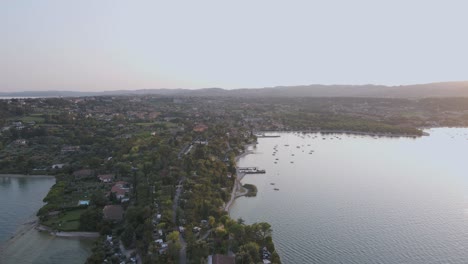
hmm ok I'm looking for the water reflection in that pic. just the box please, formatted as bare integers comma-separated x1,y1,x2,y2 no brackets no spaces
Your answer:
231,128,468,264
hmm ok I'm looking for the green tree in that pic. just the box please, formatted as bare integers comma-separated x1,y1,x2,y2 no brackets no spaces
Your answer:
79,207,103,231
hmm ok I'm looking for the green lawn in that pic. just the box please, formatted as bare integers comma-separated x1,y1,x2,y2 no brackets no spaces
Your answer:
43,209,86,231
23,116,46,123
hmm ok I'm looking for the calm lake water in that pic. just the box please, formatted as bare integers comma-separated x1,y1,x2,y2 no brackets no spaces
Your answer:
230,128,468,264
0,175,93,264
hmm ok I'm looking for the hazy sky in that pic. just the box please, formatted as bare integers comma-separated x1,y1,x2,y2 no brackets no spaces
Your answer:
2,1,468,92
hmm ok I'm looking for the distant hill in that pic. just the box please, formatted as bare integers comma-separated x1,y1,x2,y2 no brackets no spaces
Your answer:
2,81,468,98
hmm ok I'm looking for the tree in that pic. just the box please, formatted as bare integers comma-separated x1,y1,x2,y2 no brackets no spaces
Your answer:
90,191,107,207
121,225,135,248
237,242,260,263
79,207,103,231
208,216,216,227
167,231,180,243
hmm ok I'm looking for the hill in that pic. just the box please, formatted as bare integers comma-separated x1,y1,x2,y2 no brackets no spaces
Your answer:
2,81,468,98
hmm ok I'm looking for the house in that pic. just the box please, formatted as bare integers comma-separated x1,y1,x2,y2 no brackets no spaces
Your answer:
14,139,27,146
193,124,208,132
208,254,235,264
51,164,65,169
110,181,130,201
61,145,80,153
194,139,208,145
98,174,114,183
73,169,94,179
12,121,25,130
262,247,272,262
159,243,169,254
103,205,124,221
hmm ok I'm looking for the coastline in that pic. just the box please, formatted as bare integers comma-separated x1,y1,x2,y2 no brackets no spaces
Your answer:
0,216,38,252
1,217,98,254
259,129,424,138
1,174,95,257
0,174,55,178
36,225,99,238
225,142,257,212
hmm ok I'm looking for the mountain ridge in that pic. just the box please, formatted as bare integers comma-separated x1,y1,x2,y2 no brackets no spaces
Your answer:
2,81,468,98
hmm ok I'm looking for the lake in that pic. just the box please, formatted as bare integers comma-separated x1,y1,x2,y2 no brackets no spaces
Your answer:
230,128,468,264
0,175,93,264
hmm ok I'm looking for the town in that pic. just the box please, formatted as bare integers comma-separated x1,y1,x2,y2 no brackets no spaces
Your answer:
2,95,468,263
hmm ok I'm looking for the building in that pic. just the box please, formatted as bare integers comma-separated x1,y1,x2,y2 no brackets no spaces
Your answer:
110,181,130,201
103,205,124,221
193,124,208,132
73,169,94,179
51,164,65,169
98,174,114,183
208,254,235,264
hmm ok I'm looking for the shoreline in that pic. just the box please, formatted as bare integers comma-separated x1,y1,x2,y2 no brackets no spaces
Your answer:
1,217,98,252
0,174,95,253
0,174,55,178
0,216,38,251
36,225,99,238
225,142,257,212
258,129,424,138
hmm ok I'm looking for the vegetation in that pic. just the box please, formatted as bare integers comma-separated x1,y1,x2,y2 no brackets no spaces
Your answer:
243,184,258,197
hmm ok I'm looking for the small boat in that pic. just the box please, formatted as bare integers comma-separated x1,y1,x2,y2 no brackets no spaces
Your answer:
274,188,280,191
270,183,275,185
290,161,294,163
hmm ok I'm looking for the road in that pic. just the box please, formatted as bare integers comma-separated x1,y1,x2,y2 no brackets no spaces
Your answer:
173,179,187,264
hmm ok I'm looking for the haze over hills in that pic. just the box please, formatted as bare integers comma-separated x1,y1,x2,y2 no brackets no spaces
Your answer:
2,81,468,98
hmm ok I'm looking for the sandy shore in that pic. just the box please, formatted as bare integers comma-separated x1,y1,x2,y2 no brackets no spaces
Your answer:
1,219,98,253
0,217,38,252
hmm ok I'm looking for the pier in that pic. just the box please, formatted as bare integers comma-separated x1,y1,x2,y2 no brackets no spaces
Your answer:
255,134,281,138
238,167,266,174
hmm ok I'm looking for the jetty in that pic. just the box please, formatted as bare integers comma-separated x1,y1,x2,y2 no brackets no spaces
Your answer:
255,134,281,138
238,167,266,174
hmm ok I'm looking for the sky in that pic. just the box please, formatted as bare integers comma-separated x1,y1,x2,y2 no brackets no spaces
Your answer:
2,0,468,92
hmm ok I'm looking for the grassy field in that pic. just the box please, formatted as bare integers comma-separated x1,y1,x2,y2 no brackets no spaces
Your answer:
43,209,86,231
9,114,46,123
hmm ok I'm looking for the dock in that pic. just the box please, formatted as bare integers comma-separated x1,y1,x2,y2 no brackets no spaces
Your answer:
238,167,266,174
255,134,280,138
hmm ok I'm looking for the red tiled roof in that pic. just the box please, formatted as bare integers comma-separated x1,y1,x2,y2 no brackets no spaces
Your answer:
111,185,127,196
